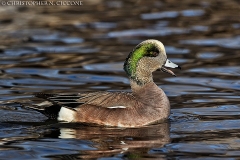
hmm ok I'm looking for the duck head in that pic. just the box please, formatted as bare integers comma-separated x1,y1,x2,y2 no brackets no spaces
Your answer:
124,39,180,85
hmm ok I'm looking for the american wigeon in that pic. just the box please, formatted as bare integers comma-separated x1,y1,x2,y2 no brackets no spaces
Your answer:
29,39,180,127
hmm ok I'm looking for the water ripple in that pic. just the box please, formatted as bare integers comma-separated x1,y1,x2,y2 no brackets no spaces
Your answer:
180,36,240,49
31,34,84,44
141,9,205,20
108,28,188,37
165,77,240,90
83,62,123,71
197,52,223,59
188,67,240,76
141,11,179,20
35,46,99,53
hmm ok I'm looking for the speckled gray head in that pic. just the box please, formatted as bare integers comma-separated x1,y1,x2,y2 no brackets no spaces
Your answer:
124,39,181,84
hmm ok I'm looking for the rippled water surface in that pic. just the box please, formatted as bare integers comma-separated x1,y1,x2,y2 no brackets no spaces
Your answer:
0,0,240,159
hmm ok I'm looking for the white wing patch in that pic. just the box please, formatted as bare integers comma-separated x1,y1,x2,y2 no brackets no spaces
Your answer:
58,107,75,122
107,106,126,109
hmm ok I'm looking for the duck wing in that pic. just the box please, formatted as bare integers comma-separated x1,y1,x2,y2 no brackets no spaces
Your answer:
35,91,136,109
77,92,136,108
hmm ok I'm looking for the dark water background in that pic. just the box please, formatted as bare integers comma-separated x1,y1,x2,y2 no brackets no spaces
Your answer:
0,0,240,159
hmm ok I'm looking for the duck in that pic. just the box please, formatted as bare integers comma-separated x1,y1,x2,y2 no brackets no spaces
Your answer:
28,39,181,127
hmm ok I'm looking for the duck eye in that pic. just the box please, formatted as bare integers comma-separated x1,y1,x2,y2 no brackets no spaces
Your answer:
152,52,159,57
145,46,159,57
148,51,159,57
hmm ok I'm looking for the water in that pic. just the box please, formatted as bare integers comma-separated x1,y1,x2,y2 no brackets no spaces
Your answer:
0,0,240,159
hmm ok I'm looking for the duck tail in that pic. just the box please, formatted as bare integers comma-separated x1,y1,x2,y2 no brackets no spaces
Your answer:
22,93,78,122
24,101,62,120
24,102,76,122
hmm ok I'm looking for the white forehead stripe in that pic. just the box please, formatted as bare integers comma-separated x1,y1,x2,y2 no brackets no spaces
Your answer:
107,106,126,109
164,59,178,68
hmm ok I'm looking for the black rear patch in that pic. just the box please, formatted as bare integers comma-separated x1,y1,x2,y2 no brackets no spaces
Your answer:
38,104,62,119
